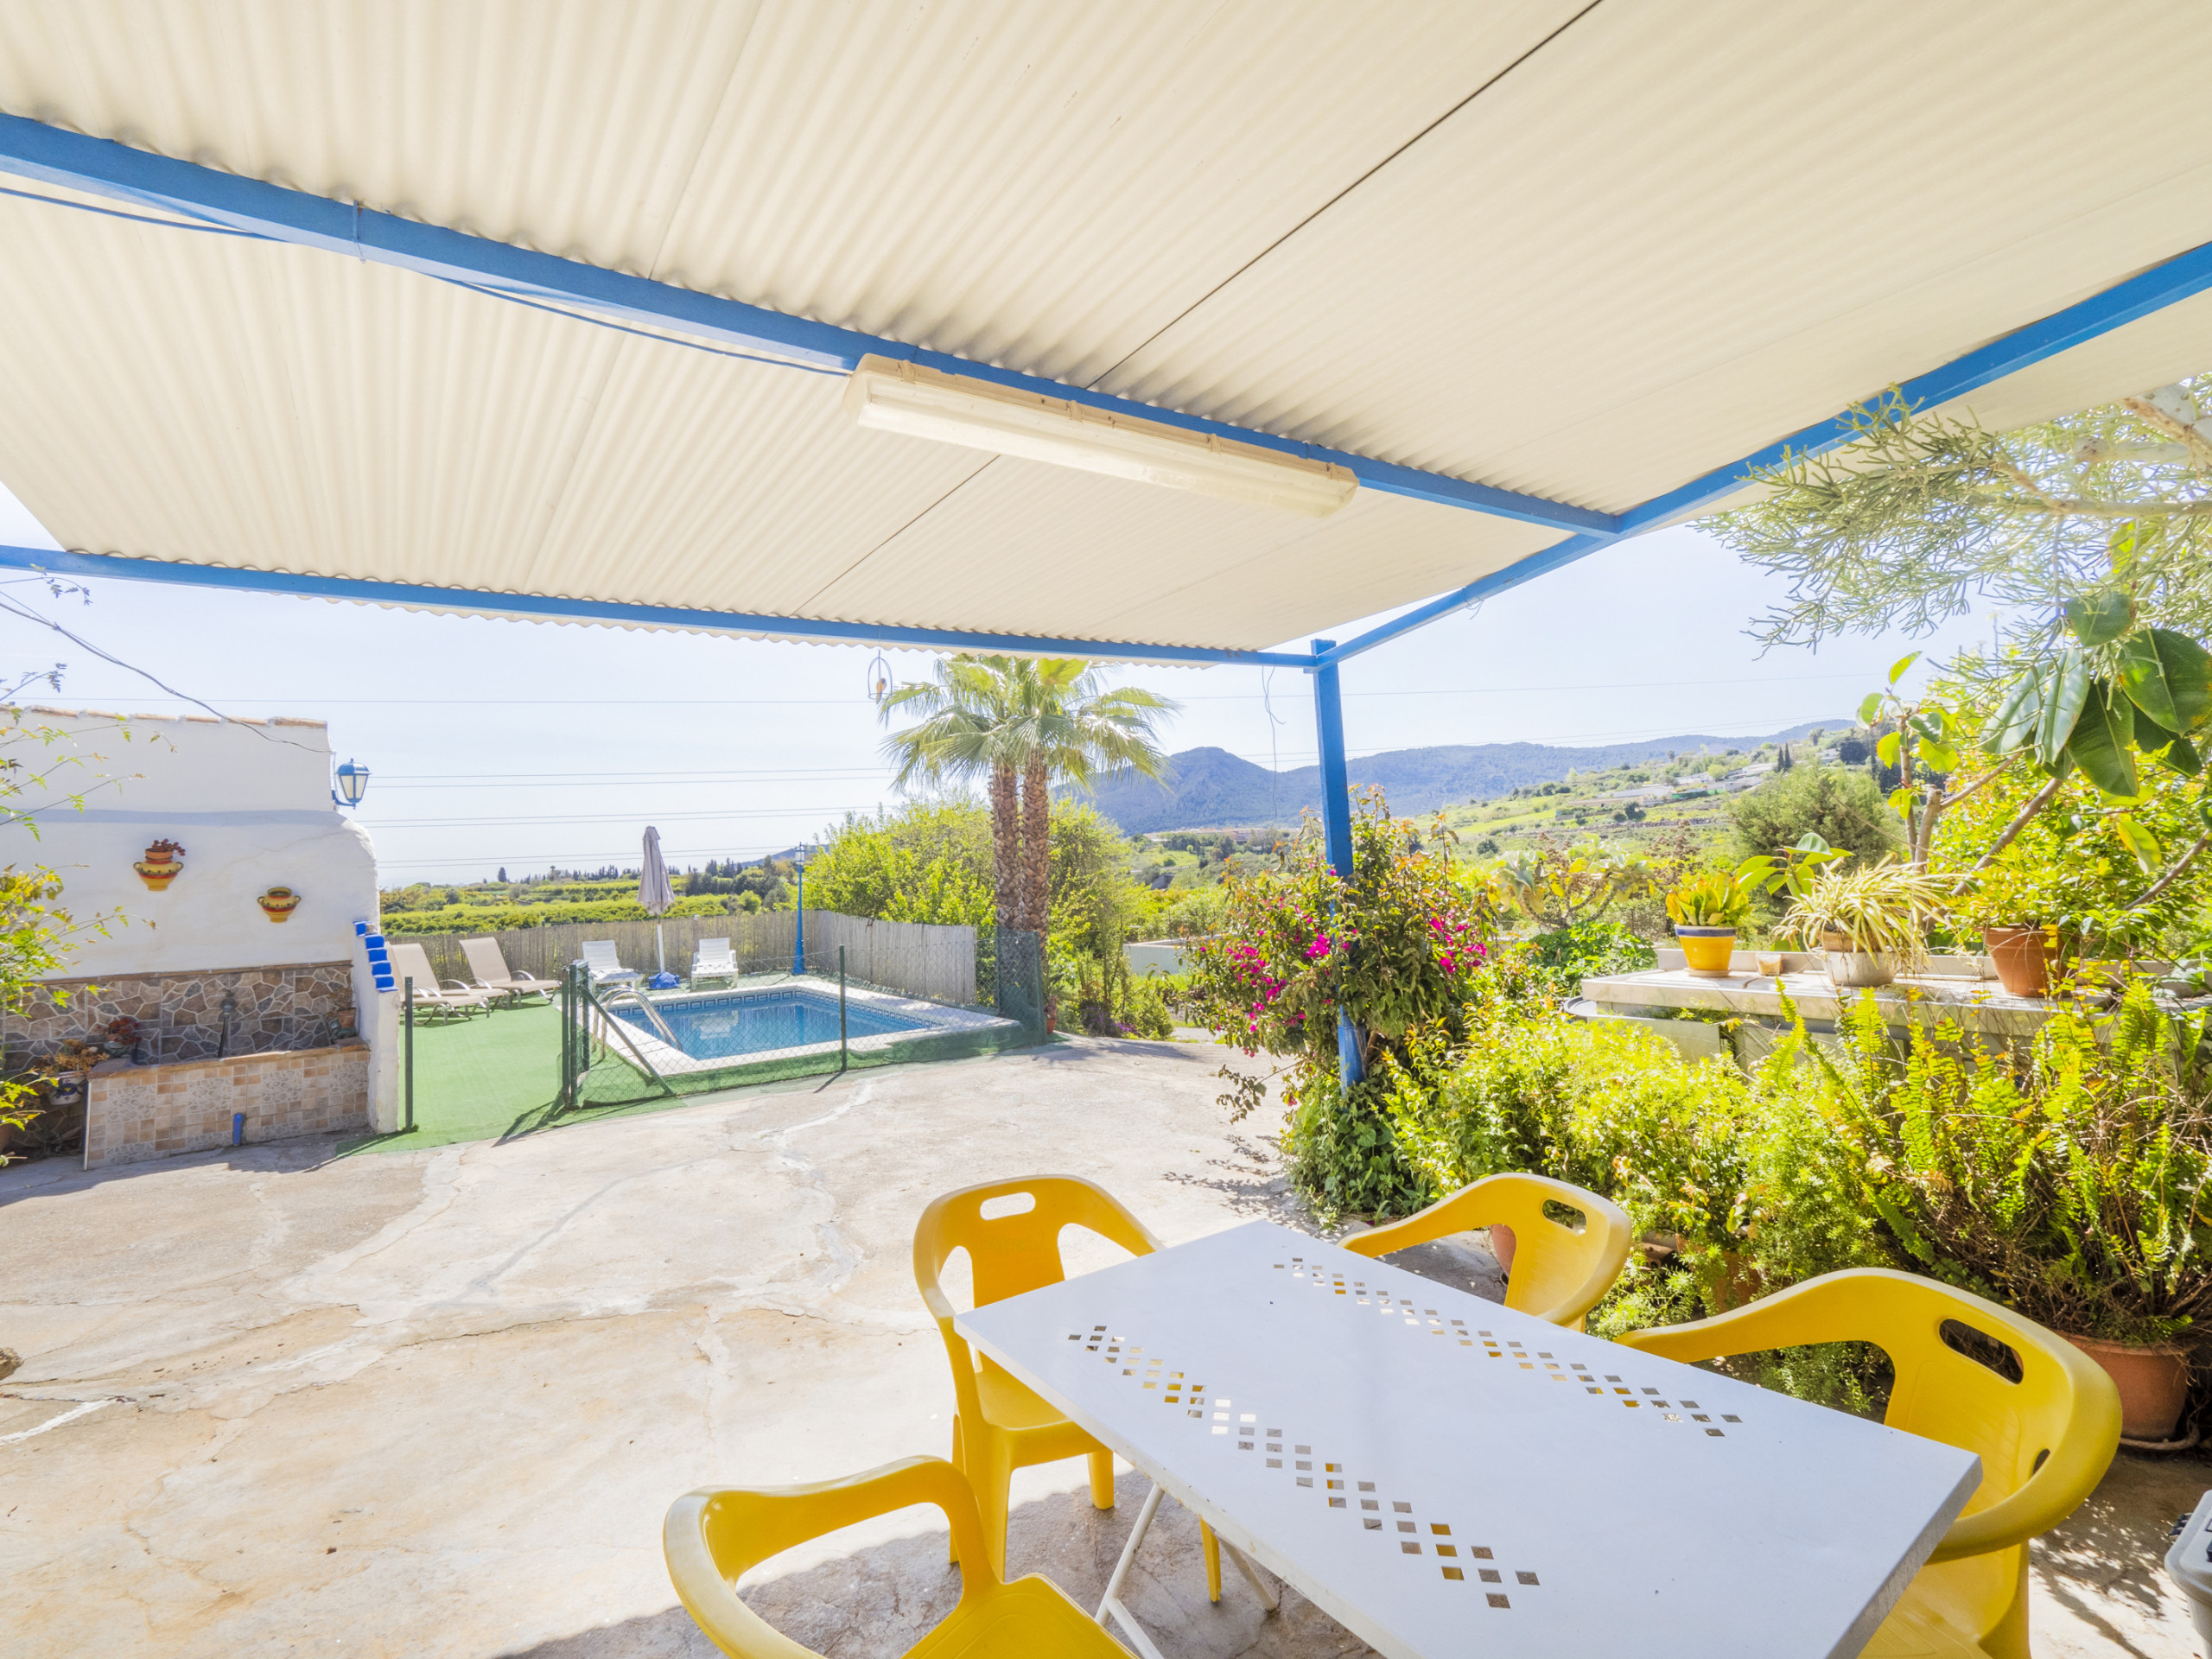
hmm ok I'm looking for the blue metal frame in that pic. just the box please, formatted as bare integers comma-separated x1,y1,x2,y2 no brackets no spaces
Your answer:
1318,232,2212,666
0,113,1616,540
7,112,2211,675
0,544,1313,670
1307,638,1364,1086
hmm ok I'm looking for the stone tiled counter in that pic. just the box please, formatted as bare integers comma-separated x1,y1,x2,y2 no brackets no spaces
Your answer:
82,1040,369,1169
1580,962,2058,1042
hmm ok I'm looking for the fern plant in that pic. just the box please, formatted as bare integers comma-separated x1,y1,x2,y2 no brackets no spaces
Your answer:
1775,982,2212,1345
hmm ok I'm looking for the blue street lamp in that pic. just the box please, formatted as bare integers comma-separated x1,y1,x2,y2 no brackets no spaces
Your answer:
792,857,807,976
333,758,370,810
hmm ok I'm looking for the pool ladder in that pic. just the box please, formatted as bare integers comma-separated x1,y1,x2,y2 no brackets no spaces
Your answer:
601,985,680,1047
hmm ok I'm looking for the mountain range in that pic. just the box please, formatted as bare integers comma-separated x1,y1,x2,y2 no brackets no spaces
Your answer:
1070,721,1843,835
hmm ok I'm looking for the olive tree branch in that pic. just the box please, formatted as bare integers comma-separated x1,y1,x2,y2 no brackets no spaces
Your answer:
1958,772,2069,885
2126,830,2212,912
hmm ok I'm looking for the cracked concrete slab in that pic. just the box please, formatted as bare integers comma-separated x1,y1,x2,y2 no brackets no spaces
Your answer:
2,1034,2203,1656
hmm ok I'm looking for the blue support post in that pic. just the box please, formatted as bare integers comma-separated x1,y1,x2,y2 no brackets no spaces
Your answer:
1309,639,1364,1086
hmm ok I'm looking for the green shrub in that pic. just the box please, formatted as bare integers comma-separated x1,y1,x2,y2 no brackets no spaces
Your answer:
1183,792,1492,1217
1729,764,1899,866
1523,918,1656,994
1766,982,2212,1345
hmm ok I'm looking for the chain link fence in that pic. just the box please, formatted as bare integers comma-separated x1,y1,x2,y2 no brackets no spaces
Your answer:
553,924,1046,1110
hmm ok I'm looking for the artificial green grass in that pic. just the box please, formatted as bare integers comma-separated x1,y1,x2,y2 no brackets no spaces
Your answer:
336,1001,753,1155
337,995,1053,1157
334,1000,865,1155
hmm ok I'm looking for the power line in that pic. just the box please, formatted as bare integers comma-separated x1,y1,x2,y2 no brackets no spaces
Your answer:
68,670,1877,709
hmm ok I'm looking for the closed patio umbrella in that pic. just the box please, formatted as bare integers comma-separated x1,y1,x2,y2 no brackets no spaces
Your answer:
639,826,674,975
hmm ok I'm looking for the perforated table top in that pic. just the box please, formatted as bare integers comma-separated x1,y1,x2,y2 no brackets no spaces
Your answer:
956,1219,1980,1659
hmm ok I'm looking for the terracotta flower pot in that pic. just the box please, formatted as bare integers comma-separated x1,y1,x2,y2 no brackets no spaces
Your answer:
1488,1224,1516,1276
2067,1334,2190,1442
1983,925,2070,997
1674,925,1738,976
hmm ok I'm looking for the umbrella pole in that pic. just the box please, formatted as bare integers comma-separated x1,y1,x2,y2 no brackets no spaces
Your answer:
656,921,666,975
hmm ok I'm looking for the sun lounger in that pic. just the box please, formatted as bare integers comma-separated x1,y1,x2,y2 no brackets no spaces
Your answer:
581,939,642,988
691,936,738,984
461,937,557,1006
389,943,496,1020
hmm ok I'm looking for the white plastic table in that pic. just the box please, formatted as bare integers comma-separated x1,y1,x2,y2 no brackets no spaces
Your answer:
956,1219,1980,1659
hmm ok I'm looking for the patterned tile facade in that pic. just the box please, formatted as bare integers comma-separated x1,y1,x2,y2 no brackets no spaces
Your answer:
7,961,357,1066
83,1041,370,1169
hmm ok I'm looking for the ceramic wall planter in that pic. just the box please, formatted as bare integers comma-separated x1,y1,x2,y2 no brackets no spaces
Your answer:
132,837,186,891
257,887,302,923
1674,925,1738,976
2068,1334,2191,1442
1983,925,2069,997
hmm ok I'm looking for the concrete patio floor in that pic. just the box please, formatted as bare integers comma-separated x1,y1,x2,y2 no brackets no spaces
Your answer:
2,1033,2205,1658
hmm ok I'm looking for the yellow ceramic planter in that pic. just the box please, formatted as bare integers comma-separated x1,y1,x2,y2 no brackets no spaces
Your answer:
1675,925,1737,975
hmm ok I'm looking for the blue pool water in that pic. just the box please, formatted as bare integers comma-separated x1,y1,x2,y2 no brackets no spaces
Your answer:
613,987,929,1061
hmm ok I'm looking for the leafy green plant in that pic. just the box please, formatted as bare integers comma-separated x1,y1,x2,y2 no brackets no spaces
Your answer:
1781,860,1949,968
1182,791,1493,1216
1663,866,1756,929
1729,766,1901,868
1735,832,1851,903
1485,840,1653,930
1522,918,1655,995
1936,760,2212,949
1768,982,2212,1345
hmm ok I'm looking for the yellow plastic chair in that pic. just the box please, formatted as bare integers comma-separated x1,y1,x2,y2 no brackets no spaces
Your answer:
913,1174,1222,1595
664,1455,1128,1658
1618,1268,2121,1658
1343,1172,1633,1329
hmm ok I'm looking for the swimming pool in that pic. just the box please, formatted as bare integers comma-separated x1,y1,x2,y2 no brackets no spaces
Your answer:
610,986,929,1062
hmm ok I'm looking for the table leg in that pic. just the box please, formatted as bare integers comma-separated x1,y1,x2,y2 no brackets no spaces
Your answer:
1223,1540,1280,1611
1096,1480,1280,1655
1098,1483,1169,1659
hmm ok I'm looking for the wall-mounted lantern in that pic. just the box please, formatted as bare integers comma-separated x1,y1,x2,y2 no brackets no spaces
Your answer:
334,758,370,810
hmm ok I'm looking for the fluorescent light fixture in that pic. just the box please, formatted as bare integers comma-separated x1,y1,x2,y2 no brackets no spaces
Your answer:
842,354,1357,518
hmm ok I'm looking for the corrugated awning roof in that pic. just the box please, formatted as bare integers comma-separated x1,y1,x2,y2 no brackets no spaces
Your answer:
0,3,2209,662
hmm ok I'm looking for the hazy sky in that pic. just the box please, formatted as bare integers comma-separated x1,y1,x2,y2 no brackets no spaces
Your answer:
0,480,1990,882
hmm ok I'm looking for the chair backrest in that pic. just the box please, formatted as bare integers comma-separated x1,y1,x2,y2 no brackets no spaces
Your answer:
581,940,622,969
461,937,509,984
1342,1171,1632,1328
666,1457,1000,1657
1779,1272,2116,1528
699,937,730,954
915,1174,1160,1312
389,941,440,990
1618,1268,2120,1560
912,1176,1162,1426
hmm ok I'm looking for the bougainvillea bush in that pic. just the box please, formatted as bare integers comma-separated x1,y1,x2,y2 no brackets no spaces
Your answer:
1182,791,1499,1216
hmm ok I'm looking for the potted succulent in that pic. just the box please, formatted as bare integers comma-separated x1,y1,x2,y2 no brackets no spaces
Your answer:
1663,865,1756,975
132,837,186,891
1783,859,1948,988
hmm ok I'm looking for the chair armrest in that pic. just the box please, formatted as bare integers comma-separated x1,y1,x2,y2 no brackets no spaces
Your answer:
1344,1212,1440,1258
1614,1278,1850,1364
913,1263,987,1427
665,1457,988,1655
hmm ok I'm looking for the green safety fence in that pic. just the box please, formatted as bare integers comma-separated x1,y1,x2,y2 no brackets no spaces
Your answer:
556,928,1046,1111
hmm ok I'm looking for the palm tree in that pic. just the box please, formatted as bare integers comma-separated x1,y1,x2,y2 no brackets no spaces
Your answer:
880,656,1176,940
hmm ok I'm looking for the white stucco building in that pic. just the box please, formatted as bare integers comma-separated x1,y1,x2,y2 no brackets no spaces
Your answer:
4,707,397,1154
